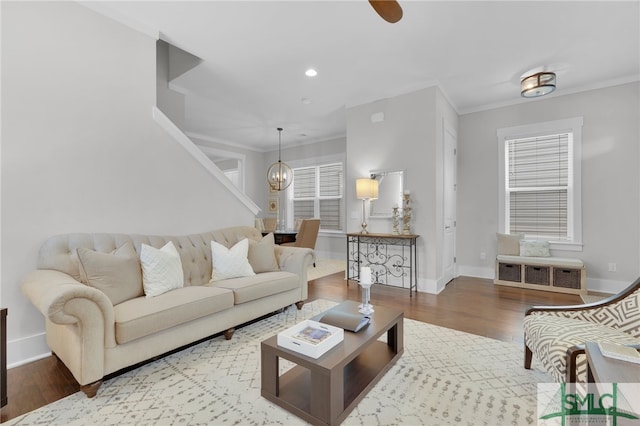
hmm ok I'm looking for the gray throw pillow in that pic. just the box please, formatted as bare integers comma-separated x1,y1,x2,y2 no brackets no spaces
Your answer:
496,232,524,256
248,233,280,273
77,241,143,305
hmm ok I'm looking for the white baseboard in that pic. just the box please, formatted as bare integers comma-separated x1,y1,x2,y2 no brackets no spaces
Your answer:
457,265,494,280
419,277,444,294
585,277,630,295
8,332,51,368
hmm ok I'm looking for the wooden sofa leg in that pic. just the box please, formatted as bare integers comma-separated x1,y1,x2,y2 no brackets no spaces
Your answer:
525,345,533,369
81,380,102,398
295,301,305,310
223,328,235,340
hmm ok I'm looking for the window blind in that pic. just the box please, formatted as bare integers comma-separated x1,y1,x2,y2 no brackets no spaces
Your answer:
293,167,315,198
506,133,570,240
291,162,344,231
318,163,343,230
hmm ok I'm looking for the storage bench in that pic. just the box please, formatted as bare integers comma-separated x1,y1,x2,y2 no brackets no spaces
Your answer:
494,255,586,295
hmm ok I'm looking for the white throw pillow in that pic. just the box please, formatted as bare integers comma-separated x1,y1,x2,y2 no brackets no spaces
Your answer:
210,238,256,282
140,241,184,298
519,240,551,257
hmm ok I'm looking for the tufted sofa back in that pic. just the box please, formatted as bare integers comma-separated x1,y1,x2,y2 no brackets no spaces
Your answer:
37,226,263,287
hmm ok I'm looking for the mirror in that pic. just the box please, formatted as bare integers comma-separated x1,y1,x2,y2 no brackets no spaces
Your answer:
370,170,404,218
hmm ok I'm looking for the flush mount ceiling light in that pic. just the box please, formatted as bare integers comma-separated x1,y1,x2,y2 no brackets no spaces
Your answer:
305,68,317,77
266,128,293,191
521,72,556,98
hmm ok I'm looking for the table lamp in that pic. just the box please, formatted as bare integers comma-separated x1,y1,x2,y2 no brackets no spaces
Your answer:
356,178,379,234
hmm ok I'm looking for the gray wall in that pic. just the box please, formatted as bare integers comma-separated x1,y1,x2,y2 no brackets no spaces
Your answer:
346,87,459,293
156,40,187,129
262,136,348,260
457,82,640,293
189,135,266,209
1,2,254,366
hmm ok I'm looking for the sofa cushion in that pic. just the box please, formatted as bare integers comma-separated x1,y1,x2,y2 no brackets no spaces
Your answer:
113,286,234,344
497,255,584,268
520,239,551,257
209,271,299,305
77,242,143,305
210,239,256,281
140,242,184,297
248,233,280,273
497,232,524,255
524,314,640,382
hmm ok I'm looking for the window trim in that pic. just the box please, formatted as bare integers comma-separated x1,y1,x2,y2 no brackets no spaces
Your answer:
285,154,346,234
497,117,583,251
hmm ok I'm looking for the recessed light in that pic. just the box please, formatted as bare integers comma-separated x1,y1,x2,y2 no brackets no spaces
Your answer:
305,68,317,77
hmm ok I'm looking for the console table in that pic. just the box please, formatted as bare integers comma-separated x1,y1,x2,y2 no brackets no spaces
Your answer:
346,233,419,296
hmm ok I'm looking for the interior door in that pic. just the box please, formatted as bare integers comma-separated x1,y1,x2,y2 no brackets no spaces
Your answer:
442,122,457,285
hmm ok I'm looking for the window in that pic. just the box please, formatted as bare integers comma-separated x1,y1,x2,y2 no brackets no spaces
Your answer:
498,118,583,251
289,162,344,231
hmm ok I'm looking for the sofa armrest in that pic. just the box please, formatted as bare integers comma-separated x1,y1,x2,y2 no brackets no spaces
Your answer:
21,269,116,348
274,246,314,299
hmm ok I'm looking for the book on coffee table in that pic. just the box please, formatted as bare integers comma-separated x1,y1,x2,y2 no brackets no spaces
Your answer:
319,309,370,332
597,342,640,364
294,325,332,345
277,320,344,358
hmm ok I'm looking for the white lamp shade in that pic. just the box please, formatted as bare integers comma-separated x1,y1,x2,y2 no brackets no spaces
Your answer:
356,178,379,200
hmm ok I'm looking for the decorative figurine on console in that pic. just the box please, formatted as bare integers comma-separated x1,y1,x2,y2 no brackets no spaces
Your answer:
402,190,412,234
392,205,401,235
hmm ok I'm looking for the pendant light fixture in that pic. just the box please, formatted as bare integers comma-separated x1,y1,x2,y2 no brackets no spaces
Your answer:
267,127,293,191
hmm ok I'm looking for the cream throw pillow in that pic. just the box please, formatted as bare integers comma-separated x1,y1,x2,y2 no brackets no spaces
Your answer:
248,233,280,273
140,241,184,298
496,232,524,255
210,238,256,282
77,241,143,305
520,240,551,257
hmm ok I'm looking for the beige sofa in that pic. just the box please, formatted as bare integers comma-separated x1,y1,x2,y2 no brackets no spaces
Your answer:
21,226,313,397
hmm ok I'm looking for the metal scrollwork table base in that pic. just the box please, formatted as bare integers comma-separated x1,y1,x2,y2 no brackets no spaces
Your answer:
346,232,419,297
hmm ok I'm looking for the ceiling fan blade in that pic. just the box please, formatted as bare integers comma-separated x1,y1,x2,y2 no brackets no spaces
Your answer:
369,0,403,23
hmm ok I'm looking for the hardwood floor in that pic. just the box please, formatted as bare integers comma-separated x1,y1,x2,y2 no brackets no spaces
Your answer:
0,274,582,422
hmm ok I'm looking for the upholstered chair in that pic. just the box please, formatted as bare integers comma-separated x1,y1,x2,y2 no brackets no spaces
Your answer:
524,277,640,382
282,219,320,266
262,218,277,233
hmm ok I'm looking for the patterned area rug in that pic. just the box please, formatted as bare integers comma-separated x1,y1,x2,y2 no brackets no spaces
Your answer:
6,299,550,426
580,294,608,304
307,258,346,281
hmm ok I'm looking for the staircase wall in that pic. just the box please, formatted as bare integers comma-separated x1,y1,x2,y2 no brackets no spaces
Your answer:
1,1,255,366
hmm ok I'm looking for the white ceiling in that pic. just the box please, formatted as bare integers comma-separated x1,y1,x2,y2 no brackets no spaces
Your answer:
90,1,640,151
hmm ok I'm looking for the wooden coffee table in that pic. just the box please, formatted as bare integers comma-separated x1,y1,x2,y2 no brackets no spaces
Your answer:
261,301,403,426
